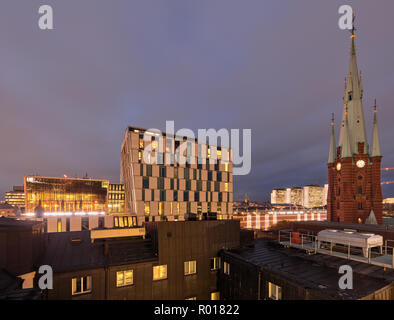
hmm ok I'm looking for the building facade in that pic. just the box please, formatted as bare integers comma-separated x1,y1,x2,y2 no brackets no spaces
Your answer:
107,183,125,214
271,185,328,208
327,32,383,224
121,127,233,224
5,186,25,212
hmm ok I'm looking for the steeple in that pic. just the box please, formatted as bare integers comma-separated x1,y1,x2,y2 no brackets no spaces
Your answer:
328,114,336,164
341,107,352,158
338,14,368,156
370,99,382,157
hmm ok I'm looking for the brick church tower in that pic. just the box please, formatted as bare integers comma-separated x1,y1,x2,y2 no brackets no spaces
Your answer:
327,30,383,225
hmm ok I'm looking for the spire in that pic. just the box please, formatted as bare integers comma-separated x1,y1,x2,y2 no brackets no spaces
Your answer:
341,107,352,158
328,114,336,164
365,209,378,225
370,99,382,157
338,12,369,155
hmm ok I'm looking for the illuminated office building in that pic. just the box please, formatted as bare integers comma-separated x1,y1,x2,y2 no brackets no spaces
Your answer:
108,183,125,214
270,189,286,205
121,126,233,223
5,186,25,211
24,176,109,214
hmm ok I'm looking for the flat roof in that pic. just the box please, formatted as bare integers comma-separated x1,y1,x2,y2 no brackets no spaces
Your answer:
223,238,394,299
40,230,157,273
24,176,109,183
292,220,394,233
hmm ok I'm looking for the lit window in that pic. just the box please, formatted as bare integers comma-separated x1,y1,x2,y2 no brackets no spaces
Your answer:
224,262,230,275
225,183,228,192
268,282,282,300
114,216,119,227
224,163,229,172
159,202,164,215
210,257,221,271
72,276,92,295
138,151,142,161
116,270,133,287
153,265,167,280
186,297,197,300
211,292,220,300
57,219,62,232
144,202,150,215
184,261,197,275
119,216,124,228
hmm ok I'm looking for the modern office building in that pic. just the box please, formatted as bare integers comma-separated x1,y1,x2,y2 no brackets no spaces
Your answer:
24,176,109,215
0,203,17,217
108,183,125,214
5,186,25,212
121,126,233,224
271,185,328,208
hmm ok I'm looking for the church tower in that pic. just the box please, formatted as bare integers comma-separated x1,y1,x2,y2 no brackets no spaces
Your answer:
327,20,383,224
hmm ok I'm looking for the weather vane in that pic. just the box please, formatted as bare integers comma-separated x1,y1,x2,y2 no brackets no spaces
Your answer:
350,11,356,38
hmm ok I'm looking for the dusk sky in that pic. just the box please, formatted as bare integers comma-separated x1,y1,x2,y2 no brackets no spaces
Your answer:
1,1,394,202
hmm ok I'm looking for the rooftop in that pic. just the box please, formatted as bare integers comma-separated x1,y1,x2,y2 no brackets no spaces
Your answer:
40,230,157,273
224,238,394,300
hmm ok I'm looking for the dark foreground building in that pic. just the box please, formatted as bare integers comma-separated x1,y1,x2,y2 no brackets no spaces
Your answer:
40,220,240,300
219,238,394,300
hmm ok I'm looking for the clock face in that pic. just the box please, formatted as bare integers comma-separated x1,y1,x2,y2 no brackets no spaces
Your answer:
336,163,341,171
356,160,365,168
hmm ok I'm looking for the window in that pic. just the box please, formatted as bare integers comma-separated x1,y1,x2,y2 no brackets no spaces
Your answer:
224,262,230,275
57,218,62,232
186,180,191,191
186,297,197,300
158,177,164,189
144,202,150,216
211,292,220,300
160,190,166,201
210,257,221,271
159,166,166,177
184,261,197,275
195,192,199,202
224,183,228,192
184,191,189,201
72,276,92,295
153,265,167,280
159,202,164,215
147,165,152,176
116,270,133,287
268,282,282,300
224,163,229,172
184,168,189,179
174,191,178,201
143,177,149,189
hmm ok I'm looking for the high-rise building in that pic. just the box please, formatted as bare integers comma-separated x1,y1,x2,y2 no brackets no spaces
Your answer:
327,28,382,224
5,186,25,212
303,185,328,208
270,189,286,205
120,126,233,224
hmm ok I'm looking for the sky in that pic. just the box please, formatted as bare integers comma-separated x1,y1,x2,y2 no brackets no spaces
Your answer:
1,0,394,202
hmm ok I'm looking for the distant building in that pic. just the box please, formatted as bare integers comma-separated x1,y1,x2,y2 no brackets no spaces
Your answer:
121,126,233,224
5,186,25,212
234,208,327,231
271,185,328,208
0,203,17,217
24,176,109,215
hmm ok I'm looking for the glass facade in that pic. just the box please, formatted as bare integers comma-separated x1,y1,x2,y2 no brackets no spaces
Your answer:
108,183,125,213
24,176,109,213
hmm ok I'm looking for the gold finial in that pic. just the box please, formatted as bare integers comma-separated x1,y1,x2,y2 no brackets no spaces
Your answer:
331,113,335,126
373,99,377,112
350,11,356,39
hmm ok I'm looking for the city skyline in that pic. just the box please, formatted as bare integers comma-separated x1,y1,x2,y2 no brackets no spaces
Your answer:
1,1,394,202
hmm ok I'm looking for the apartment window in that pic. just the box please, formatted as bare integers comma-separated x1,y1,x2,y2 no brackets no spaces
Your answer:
223,262,230,275
211,292,220,300
160,190,166,201
193,169,197,180
219,192,222,202
72,276,92,295
195,192,199,202
268,282,282,300
184,261,197,275
170,179,174,190
210,257,221,271
57,218,62,232
214,182,220,192
224,163,229,172
217,172,222,182
143,177,149,189
144,202,150,216
186,180,191,191
197,181,202,191
207,181,211,191
153,265,167,280
184,191,189,201
159,202,164,215
208,171,212,181
147,165,152,176
174,191,178,201
158,177,164,189
116,270,133,287
159,166,166,177
224,183,229,192
140,164,144,176
184,168,189,179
